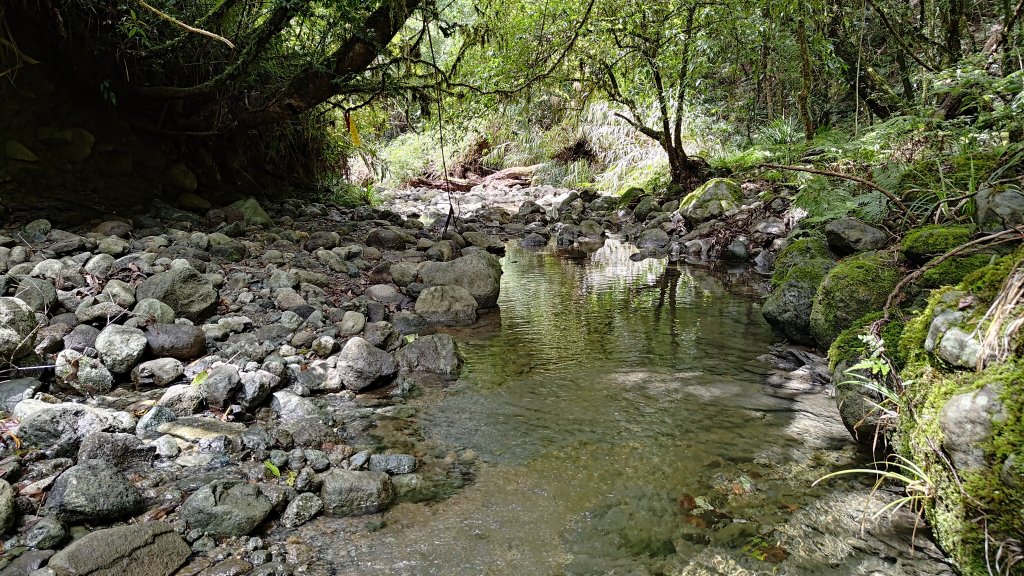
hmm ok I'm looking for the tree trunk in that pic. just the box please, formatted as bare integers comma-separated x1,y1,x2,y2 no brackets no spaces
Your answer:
796,17,815,142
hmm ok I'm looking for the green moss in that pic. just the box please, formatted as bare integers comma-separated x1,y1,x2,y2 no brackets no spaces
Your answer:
808,251,902,348
901,224,974,264
897,286,954,364
960,246,1024,302
771,234,834,287
896,361,1024,576
826,312,906,371
679,178,741,210
918,253,994,289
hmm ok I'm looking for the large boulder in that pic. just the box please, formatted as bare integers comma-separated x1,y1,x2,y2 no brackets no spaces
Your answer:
678,178,742,224
95,324,148,373
320,469,394,516
330,337,398,392
761,237,835,345
901,224,973,264
808,251,901,348
414,285,478,326
136,266,218,322
15,400,136,457
0,297,36,360
823,218,887,255
226,197,274,227
178,480,273,537
419,251,503,307
43,459,144,522
395,334,464,379
47,521,190,576
976,186,1024,231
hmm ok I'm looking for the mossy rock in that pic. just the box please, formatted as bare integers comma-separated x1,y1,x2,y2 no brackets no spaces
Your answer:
901,224,974,264
918,253,993,289
678,178,742,224
763,258,834,345
809,251,902,349
770,234,834,287
617,187,648,209
827,313,905,446
897,361,1024,576
959,246,1024,302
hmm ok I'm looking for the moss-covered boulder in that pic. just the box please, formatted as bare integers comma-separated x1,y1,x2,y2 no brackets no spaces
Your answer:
762,236,836,345
678,178,741,224
918,253,993,289
827,313,905,446
894,253,1024,575
898,360,1024,576
901,224,974,264
809,251,901,349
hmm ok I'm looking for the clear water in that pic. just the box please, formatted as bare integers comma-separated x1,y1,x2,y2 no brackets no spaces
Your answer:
302,240,953,576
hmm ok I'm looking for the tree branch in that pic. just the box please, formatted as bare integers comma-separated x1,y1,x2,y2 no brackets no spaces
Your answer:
760,163,914,218
135,0,235,49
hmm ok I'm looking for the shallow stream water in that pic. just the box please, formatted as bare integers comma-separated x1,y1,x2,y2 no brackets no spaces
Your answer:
299,240,954,576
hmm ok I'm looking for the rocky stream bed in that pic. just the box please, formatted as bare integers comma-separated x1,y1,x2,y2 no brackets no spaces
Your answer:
0,181,959,575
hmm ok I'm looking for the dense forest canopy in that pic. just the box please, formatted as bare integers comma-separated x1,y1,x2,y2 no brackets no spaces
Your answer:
2,0,1022,193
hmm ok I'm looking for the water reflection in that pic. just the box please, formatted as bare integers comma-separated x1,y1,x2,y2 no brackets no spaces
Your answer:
304,239,952,576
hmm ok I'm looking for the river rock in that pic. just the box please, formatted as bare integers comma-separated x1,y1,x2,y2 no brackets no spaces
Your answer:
0,377,41,413
226,197,274,227
54,349,114,395
337,311,366,337
131,357,185,387
144,323,206,359
0,479,13,534
95,324,147,373
157,416,245,442
198,364,241,408
136,266,218,322
395,334,463,379
0,297,37,359
320,469,394,516
77,432,155,471
13,276,57,312
638,228,669,249
179,479,273,537
365,227,413,250
46,521,190,576
940,385,1004,471
208,232,248,262
418,251,502,307
976,186,1024,231
43,459,144,522
63,323,100,352
14,400,135,456
678,178,742,224
368,454,417,475
330,337,398,392
24,515,66,549
823,218,887,255
414,285,478,326
281,492,323,528
132,298,176,325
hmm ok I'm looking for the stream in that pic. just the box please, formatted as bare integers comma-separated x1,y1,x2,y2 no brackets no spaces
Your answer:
296,239,954,576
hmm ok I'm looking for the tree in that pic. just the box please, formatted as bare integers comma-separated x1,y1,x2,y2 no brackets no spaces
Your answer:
582,0,711,189
7,0,425,134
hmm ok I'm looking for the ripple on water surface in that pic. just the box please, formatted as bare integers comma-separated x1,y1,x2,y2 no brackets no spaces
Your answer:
305,240,953,576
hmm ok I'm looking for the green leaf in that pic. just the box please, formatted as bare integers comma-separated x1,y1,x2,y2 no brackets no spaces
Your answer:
264,460,281,477
191,370,209,388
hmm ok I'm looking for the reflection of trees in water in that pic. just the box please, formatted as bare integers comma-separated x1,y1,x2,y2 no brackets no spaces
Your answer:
466,242,775,388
